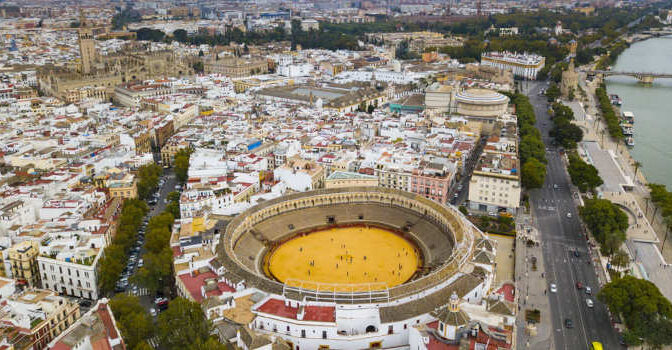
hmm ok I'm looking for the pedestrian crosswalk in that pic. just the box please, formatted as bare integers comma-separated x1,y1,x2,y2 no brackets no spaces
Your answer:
147,337,160,349
126,287,150,296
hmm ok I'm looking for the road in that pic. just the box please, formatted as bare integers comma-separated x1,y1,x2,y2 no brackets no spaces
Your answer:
523,81,623,349
450,136,487,206
112,168,178,312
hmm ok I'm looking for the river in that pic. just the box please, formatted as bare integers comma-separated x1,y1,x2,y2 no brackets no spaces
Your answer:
606,36,672,188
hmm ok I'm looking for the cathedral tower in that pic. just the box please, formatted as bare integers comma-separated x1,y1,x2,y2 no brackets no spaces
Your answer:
78,11,97,75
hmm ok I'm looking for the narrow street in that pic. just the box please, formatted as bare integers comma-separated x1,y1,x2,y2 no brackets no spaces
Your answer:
112,168,178,313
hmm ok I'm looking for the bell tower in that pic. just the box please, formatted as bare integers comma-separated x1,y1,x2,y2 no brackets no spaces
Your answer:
78,10,97,75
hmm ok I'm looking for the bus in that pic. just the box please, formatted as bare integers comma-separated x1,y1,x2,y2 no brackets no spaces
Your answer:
590,342,603,350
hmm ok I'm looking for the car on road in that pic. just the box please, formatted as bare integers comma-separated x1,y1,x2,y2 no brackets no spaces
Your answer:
585,286,592,295
573,250,580,258
488,211,497,217
576,282,583,290
586,299,594,308
150,308,157,317
565,318,573,328
549,284,557,293
567,212,572,218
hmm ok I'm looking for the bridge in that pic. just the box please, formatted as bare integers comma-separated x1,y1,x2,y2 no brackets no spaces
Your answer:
640,28,672,37
585,70,672,83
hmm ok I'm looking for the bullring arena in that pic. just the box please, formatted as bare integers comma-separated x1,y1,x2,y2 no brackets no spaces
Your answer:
214,187,514,349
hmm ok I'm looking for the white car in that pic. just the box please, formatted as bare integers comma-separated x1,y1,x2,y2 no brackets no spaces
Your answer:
567,212,572,218
586,299,594,308
550,284,557,293
150,308,157,317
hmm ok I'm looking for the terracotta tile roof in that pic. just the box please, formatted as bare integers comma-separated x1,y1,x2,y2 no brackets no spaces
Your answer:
256,299,335,323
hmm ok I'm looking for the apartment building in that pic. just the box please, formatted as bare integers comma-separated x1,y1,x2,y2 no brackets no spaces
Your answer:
481,52,545,80
7,240,40,287
37,234,104,300
1,289,80,350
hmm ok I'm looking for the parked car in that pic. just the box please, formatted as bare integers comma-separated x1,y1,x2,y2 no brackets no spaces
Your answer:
549,284,557,293
565,318,573,328
576,282,583,290
586,299,594,308
585,286,592,295
150,308,157,317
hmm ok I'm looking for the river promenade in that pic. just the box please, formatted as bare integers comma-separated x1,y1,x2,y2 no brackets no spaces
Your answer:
568,64,672,302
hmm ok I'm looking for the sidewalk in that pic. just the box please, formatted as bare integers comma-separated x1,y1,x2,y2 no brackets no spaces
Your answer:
514,214,553,350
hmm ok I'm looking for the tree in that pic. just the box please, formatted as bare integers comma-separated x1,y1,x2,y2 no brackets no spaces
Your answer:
367,104,375,114
134,342,154,350
633,161,642,178
519,134,547,165
110,294,154,349
173,29,188,42
579,198,628,255
567,155,603,193
157,298,212,350
459,205,469,216
545,83,560,102
134,248,173,294
192,61,204,73
112,8,141,30
191,337,230,350
198,49,204,57
135,28,166,42
97,200,148,294
521,157,546,189
174,148,193,183
598,276,672,346
145,226,172,254
136,164,162,200
610,249,630,269
167,191,181,202
550,120,583,149
98,244,126,293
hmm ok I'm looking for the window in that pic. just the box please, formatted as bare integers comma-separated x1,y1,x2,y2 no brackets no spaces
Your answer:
322,330,327,339
301,330,306,338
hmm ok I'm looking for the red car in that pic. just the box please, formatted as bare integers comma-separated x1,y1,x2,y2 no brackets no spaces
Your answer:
576,282,583,290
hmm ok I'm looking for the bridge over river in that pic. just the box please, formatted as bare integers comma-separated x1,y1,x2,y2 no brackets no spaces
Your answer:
584,70,672,83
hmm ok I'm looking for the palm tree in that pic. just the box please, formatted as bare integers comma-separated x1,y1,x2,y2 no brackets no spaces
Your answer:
633,161,642,179
662,216,672,252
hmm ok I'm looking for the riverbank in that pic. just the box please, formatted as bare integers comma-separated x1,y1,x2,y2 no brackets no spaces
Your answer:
576,64,672,262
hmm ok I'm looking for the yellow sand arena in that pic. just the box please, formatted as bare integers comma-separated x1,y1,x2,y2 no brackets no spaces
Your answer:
266,226,420,292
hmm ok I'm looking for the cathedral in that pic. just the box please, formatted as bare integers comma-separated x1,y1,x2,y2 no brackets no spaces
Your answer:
38,14,194,103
